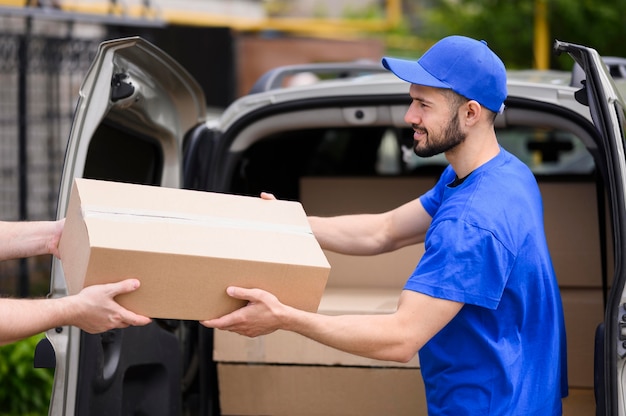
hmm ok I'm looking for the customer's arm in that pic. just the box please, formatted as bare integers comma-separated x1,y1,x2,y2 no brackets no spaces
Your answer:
0,279,152,346
0,219,64,261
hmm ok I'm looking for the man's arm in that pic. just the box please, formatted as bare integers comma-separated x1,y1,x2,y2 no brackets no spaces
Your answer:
210,194,446,360
0,220,64,261
201,287,462,363
0,279,152,346
262,192,431,255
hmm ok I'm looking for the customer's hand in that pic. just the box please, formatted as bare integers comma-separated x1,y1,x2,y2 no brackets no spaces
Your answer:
66,279,152,333
48,219,65,259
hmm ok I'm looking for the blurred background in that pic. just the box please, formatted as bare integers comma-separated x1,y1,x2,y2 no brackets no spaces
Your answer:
0,0,625,299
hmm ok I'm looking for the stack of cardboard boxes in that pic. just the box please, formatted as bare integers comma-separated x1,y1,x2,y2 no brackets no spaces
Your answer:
214,177,437,415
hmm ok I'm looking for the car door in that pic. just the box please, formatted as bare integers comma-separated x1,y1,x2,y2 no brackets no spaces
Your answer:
41,36,211,416
555,40,626,415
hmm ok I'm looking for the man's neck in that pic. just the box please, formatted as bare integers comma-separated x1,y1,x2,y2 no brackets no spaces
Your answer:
445,132,500,178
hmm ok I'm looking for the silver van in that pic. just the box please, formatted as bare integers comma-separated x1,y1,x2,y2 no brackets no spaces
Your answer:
40,37,626,415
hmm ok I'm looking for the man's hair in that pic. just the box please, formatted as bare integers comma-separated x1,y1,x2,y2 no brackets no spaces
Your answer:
441,89,498,124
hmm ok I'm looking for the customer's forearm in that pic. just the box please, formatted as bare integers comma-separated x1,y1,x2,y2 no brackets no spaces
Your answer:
0,297,71,345
0,221,60,261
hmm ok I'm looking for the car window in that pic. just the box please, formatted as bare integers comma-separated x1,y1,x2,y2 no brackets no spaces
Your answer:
230,121,595,202
224,96,601,205
497,126,594,175
375,125,595,176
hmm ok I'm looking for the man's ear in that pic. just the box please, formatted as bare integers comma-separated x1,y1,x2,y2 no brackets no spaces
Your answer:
463,100,482,126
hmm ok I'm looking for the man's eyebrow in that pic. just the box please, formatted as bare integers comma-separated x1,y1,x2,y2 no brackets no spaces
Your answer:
410,95,434,105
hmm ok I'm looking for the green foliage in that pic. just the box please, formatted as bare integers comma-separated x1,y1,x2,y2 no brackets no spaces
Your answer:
421,0,535,68
392,0,626,70
0,334,54,416
549,0,626,61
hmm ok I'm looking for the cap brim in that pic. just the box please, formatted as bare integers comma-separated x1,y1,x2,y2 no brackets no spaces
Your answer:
382,57,450,90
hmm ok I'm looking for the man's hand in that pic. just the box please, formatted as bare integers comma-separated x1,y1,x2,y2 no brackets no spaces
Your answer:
201,194,291,337
260,192,276,201
200,286,287,337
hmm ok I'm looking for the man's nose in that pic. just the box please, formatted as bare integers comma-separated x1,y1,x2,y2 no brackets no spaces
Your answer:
404,106,419,126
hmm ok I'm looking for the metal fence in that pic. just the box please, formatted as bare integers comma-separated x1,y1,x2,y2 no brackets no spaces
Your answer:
0,16,102,297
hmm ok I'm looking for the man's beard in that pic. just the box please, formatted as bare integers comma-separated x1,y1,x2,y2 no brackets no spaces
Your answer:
413,112,466,158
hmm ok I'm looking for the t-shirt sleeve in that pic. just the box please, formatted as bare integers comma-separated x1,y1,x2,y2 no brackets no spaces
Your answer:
404,219,515,310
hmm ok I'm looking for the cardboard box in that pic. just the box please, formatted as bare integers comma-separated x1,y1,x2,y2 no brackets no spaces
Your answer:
299,177,607,389
59,178,330,320
540,181,605,288
217,363,427,416
300,177,609,288
560,288,604,388
562,388,596,416
300,177,430,289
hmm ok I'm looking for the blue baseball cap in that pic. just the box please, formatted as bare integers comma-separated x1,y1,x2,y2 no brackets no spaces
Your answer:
382,35,507,113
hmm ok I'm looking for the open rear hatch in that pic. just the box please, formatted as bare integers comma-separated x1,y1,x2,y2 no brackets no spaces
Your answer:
43,37,211,416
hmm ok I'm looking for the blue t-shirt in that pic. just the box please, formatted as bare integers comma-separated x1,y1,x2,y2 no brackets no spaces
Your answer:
405,148,568,415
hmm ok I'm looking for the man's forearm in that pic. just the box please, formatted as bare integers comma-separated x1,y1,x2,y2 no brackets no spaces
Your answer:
283,307,418,363
308,214,391,255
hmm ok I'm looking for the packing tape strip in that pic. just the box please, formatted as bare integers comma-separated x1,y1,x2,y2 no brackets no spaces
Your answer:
81,205,314,237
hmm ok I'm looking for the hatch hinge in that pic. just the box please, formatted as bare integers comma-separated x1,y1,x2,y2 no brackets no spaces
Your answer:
111,72,135,103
